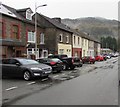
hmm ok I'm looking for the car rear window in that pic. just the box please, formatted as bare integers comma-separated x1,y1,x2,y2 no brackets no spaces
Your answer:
50,58,62,62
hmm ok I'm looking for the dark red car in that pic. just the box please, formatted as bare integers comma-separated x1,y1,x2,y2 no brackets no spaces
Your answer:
82,56,95,64
95,55,104,61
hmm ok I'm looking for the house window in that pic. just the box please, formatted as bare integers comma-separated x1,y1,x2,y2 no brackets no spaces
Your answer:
26,9,32,20
0,22,4,38
78,37,80,45
59,34,63,42
40,33,44,44
59,49,64,54
82,38,84,46
74,36,75,44
66,36,69,43
12,25,19,39
28,31,35,43
83,50,85,56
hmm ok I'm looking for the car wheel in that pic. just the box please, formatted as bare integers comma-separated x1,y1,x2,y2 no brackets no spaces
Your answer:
63,64,67,70
70,66,75,70
79,64,82,67
23,71,31,81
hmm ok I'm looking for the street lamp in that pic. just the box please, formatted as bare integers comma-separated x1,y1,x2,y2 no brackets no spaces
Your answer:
35,3,47,59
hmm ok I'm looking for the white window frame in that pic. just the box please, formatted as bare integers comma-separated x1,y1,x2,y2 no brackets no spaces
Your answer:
28,31,35,43
66,36,69,43
27,48,39,59
78,37,80,45
59,34,63,42
26,9,32,20
40,33,44,44
74,36,76,44
59,49,64,54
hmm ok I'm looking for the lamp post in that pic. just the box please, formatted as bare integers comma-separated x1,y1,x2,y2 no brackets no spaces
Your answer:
35,3,47,59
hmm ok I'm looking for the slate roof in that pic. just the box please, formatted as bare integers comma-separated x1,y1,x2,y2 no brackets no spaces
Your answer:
2,4,24,20
36,13,73,33
17,8,33,13
71,29,100,43
1,4,44,28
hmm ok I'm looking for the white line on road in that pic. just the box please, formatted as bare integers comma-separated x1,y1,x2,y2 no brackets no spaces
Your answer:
53,75,59,78
41,78,48,82
6,86,18,91
62,73,66,76
69,71,72,74
27,81,36,85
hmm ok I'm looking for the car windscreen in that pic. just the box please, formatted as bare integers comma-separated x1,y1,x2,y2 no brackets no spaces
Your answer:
17,59,39,65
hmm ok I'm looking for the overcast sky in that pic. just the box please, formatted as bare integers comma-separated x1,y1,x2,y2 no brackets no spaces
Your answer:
1,0,119,20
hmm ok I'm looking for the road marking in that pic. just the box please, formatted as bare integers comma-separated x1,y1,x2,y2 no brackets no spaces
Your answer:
27,81,36,85
62,73,65,76
69,76,75,78
6,86,18,91
69,71,72,74
41,78,48,82
53,75,59,78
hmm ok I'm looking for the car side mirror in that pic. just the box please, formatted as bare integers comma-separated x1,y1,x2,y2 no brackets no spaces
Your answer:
16,63,21,66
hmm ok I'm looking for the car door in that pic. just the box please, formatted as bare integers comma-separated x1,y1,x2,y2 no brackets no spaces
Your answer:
9,59,22,77
2,59,12,77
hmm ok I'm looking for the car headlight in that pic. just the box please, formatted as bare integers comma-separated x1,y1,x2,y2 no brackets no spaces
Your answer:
31,68,42,70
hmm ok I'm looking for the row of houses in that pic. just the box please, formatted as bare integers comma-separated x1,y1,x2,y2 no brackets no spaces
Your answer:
0,4,101,59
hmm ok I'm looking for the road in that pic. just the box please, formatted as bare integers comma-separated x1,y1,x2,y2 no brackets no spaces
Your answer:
2,57,119,106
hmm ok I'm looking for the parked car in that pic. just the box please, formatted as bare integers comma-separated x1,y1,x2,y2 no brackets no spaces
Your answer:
1,58,52,81
72,57,83,67
103,54,111,59
95,55,104,61
101,54,107,61
48,54,75,70
36,58,63,73
82,56,95,64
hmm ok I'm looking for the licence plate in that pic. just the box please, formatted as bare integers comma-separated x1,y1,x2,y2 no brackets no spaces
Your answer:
45,71,51,74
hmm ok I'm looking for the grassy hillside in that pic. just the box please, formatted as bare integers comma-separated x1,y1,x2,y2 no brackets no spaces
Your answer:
62,17,118,40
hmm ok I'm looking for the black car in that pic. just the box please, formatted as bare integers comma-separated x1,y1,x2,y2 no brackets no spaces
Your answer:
48,54,75,70
1,58,52,80
72,57,83,67
36,58,63,73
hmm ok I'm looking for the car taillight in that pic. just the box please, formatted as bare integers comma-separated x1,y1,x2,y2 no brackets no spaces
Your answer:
72,59,74,63
50,62,56,65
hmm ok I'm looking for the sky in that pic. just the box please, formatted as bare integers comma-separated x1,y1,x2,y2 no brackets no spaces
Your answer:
1,0,119,20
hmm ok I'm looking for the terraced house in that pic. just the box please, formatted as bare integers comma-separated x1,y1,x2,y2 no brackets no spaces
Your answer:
0,4,46,58
0,4,101,59
72,30,82,59
72,30,101,58
36,14,73,57
0,4,26,58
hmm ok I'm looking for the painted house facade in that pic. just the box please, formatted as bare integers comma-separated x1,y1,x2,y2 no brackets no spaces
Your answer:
88,39,94,57
72,30,82,59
